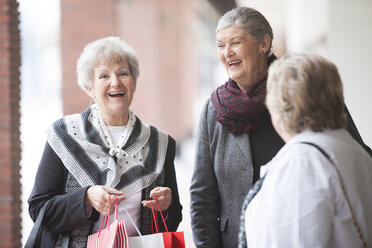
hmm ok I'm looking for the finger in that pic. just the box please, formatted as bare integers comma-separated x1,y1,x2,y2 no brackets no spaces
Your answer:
115,195,126,204
107,195,126,207
151,187,162,192
142,200,159,211
142,200,150,208
116,195,126,201
149,191,162,198
110,191,125,196
150,189,171,198
144,198,168,211
104,187,124,196
149,187,163,196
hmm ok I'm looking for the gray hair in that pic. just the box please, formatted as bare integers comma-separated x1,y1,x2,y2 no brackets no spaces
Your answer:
266,53,346,134
216,7,274,56
77,36,140,93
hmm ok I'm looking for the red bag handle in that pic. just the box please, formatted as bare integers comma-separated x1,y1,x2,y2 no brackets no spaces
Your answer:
150,199,169,233
150,201,159,233
97,194,119,237
115,197,118,220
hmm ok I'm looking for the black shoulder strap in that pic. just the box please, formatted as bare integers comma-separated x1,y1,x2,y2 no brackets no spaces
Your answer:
25,200,51,248
300,141,368,247
25,200,70,248
300,142,331,160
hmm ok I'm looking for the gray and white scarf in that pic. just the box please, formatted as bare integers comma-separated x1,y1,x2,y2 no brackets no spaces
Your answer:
47,104,168,197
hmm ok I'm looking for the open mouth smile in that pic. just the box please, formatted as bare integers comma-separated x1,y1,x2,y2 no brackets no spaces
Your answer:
108,92,125,97
228,60,242,67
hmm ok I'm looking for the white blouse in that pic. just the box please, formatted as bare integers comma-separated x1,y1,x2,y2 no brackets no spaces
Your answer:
245,129,372,248
92,125,142,236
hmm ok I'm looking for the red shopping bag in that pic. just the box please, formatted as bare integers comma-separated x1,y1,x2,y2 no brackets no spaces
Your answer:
162,231,185,248
127,199,185,248
87,196,129,248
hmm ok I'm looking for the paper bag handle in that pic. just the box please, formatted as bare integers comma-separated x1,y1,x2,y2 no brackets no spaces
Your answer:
150,199,169,233
97,194,119,237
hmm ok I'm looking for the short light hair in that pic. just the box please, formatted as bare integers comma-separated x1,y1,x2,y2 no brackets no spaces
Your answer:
266,53,346,134
77,36,140,93
216,6,274,56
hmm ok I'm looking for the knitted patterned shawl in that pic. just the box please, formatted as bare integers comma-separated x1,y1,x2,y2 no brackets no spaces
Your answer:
47,104,168,197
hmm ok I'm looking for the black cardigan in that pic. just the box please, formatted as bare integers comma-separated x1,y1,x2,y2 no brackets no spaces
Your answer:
28,136,182,247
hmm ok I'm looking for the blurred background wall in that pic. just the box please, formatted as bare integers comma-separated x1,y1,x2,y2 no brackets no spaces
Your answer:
0,0,369,247
0,1,21,247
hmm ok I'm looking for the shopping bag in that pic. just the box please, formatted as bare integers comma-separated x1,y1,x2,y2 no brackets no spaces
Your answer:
126,199,185,248
87,196,129,248
128,231,185,248
87,219,128,248
162,231,185,248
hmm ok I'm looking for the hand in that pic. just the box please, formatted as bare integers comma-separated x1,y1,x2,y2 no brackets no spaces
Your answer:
85,185,126,216
142,187,172,211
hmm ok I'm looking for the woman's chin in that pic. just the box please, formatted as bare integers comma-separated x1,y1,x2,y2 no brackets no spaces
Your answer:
105,102,130,111
228,72,244,82
100,105,129,116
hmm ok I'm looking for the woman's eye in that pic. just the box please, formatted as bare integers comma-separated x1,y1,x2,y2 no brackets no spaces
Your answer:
119,71,128,76
217,44,225,48
99,74,108,79
232,41,241,45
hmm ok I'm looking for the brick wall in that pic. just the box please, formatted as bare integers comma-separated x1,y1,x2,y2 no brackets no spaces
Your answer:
61,0,196,142
0,0,22,247
60,0,115,115
115,0,196,142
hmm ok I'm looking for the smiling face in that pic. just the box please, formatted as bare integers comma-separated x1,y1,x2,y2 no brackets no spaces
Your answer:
216,26,269,92
86,57,136,126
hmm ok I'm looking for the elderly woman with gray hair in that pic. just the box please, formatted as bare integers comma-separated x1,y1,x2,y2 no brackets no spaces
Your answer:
190,6,371,248
242,53,372,247
28,36,182,247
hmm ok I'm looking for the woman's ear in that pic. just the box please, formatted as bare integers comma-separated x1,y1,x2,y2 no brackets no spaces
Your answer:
260,34,271,54
84,85,94,99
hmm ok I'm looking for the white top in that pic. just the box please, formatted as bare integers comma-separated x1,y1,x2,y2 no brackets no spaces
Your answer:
245,129,372,248
107,125,127,146
92,126,142,236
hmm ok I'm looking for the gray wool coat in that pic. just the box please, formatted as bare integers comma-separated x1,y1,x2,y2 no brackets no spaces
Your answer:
190,99,284,248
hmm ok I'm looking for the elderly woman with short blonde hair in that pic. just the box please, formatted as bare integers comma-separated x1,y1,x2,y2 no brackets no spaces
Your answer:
28,36,182,247
243,53,372,247
267,53,347,134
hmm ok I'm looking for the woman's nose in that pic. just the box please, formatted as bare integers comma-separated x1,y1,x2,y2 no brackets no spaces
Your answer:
110,75,119,87
224,45,233,58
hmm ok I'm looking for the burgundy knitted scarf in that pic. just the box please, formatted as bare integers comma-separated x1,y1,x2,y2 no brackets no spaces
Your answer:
211,78,267,135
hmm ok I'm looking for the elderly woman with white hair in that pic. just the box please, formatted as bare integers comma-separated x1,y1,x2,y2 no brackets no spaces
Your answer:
241,53,372,247
28,36,182,247
190,6,371,248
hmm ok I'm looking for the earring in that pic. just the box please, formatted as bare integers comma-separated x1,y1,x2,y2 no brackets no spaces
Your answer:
260,50,265,55
89,98,94,106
